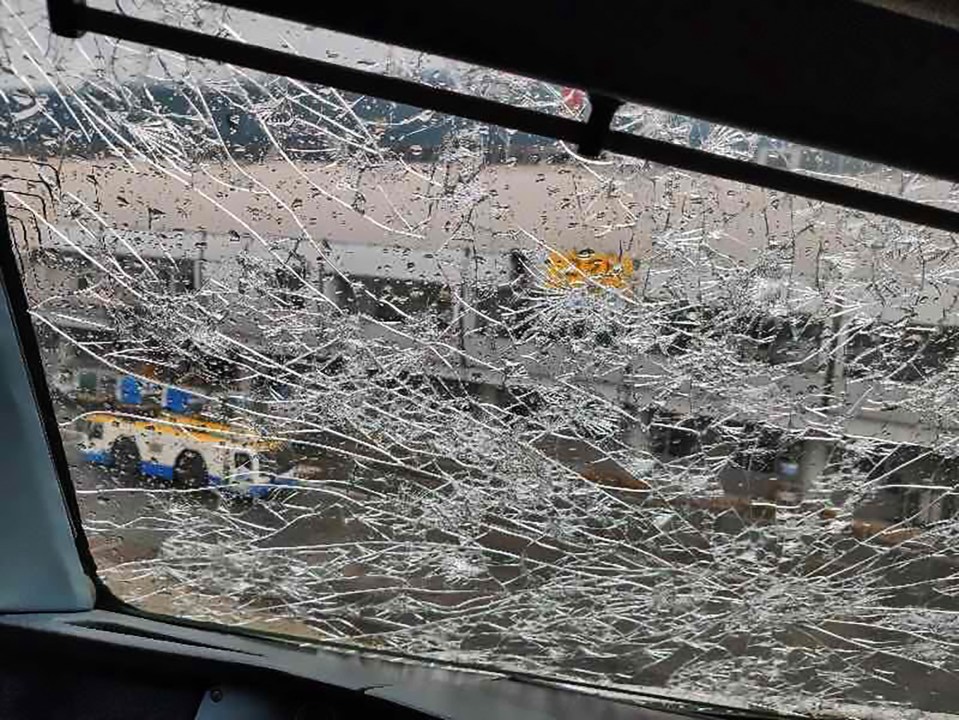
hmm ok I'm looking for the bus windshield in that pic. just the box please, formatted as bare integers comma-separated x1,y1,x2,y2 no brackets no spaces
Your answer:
3,1,959,716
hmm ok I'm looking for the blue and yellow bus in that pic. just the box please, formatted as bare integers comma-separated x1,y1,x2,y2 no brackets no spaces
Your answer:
76,411,295,498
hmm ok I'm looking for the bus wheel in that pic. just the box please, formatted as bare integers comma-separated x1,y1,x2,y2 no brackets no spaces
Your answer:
173,450,207,489
173,451,217,507
112,437,141,483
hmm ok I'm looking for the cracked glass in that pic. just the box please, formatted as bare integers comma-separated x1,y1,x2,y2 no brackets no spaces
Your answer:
2,1,959,716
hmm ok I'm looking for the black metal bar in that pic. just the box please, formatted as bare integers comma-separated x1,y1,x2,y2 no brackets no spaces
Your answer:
579,95,622,159
0,193,100,580
46,0,84,39
63,6,959,235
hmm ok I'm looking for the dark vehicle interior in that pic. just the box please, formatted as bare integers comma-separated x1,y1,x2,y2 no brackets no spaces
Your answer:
1,1,958,718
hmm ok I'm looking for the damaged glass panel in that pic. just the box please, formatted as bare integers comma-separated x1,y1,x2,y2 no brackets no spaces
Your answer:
2,1,959,716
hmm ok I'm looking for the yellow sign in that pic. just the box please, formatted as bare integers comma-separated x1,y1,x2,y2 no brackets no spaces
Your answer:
544,249,635,290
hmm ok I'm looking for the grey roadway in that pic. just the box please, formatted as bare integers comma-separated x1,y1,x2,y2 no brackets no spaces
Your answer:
65,445,959,715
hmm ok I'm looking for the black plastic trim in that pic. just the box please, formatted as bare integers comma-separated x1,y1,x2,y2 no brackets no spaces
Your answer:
0,610,799,720
0,193,100,582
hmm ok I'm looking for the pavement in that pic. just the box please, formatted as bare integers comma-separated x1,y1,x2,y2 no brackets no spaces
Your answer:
63,441,959,716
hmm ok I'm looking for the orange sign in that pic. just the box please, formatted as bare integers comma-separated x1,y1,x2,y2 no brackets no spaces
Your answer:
544,249,635,290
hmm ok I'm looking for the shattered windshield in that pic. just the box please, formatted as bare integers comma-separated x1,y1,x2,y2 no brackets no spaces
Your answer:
3,1,959,716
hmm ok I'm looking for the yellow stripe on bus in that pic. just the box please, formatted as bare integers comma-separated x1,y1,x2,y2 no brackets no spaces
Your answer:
84,411,276,449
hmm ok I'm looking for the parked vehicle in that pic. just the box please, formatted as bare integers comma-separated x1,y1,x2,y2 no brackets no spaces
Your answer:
76,410,296,498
